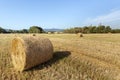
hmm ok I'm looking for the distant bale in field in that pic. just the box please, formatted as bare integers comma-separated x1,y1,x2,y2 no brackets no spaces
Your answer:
11,36,53,71
108,32,112,34
47,32,52,34
77,33,83,37
32,33,36,36
54,32,64,34
80,33,83,37
54,32,59,34
59,32,63,34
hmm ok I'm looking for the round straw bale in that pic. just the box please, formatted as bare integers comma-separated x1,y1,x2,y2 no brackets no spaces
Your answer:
11,36,53,71
80,33,83,37
77,33,83,37
32,33,36,36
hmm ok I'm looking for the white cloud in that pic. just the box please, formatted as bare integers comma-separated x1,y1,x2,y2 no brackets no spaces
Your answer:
84,10,120,28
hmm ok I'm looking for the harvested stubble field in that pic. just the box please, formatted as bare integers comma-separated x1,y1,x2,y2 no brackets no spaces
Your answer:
0,33,120,80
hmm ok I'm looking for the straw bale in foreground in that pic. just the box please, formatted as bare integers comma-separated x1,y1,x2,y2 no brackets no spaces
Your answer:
11,36,53,71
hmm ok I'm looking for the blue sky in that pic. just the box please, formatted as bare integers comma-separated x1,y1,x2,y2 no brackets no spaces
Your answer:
0,0,120,29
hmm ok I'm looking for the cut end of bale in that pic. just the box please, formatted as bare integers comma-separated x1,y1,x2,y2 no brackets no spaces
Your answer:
11,37,26,71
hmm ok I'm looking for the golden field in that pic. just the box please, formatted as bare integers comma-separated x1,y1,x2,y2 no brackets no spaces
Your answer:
0,33,120,80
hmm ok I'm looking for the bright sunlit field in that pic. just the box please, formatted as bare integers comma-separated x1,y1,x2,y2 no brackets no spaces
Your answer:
0,33,120,80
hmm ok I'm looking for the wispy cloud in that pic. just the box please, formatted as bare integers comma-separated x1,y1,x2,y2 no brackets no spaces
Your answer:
84,10,120,27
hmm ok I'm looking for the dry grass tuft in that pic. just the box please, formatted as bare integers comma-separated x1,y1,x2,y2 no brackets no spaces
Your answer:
11,36,53,71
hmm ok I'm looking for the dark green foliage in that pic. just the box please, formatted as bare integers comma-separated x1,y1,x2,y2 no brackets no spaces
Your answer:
0,27,6,33
29,26,44,33
97,25,106,33
64,27,82,33
88,26,97,33
0,26,45,34
7,29,28,33
105,26,111,33
82,26,89,33
111,29,120,33
0,25,120,34
7,29,14,33
21,29,28,33
63,25,119,34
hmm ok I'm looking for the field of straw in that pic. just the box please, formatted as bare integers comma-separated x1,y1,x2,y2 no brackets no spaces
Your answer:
0,33,120,80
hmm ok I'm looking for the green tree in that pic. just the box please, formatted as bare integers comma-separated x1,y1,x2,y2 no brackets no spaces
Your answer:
92,26,97,33
8,29,14,33
97,25,105,33
88,26,97,33
105,26,111,33
29,26,44,33
82,26,89,33
0,27,6,33
72,27,82,33
112,29,120,33
21,29,28,33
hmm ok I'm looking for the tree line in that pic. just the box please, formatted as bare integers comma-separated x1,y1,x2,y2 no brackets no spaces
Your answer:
63,25,120,33
0,26,44,33
1,25,120,34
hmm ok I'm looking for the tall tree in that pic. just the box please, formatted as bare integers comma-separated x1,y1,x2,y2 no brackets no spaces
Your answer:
29,26,44,33
105,26,111,33
22,29,28,33
82,26,89,33
0,27,6,33
97,25,105,33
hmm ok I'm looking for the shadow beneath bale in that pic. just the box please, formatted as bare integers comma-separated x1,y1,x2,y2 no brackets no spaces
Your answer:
27,51,71,71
